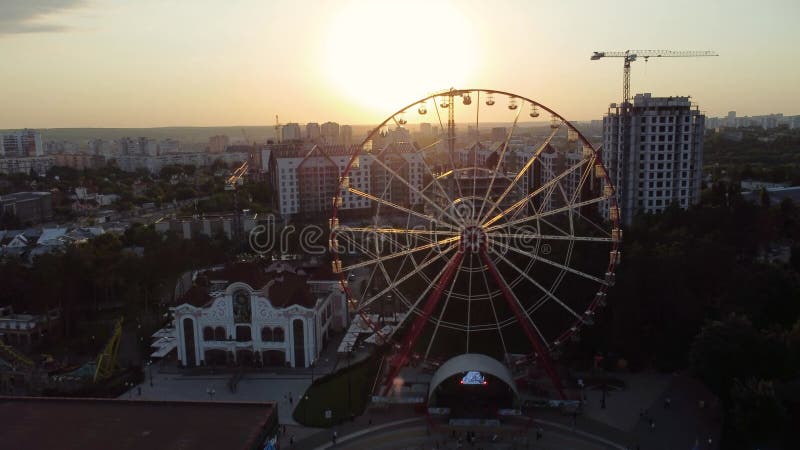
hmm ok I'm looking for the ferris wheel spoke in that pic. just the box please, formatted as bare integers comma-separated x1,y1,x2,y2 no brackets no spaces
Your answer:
492,239,608,286
487,246,588,325
480,250,551,353
423,252,466,360
476,100,524,222
479,122,564,224
466,252,474,351
531,195,610,224
476,257,510,356
472,91,480,203
432,96,447,141
368,225,446,292
341,236,459,272
368,155,465,227
488,232,613,243
576,210,613,237
356,244,457,313
336,226,458,237
570,155,595,205
483,158,590,229
347,187,458,231
418,153,462,223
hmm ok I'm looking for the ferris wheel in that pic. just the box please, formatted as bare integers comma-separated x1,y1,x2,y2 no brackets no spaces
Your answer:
329,89,622,399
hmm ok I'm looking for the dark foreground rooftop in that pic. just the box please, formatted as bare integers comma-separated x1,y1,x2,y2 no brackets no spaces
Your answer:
0,397,277,450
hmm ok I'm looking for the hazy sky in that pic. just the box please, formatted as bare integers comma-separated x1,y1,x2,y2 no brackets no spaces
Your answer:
1,0,798,128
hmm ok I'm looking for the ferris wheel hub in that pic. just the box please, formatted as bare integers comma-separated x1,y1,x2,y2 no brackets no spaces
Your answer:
460,226,487,253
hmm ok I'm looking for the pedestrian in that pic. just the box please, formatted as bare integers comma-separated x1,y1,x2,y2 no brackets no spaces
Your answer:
649,418,655,431
536,427,542,440
368,417,372,426
282,424,286,435
664,397,671,409
708,436,713,448
289,435,294,448
137,386,142,396
333,430,338,444
289,393,293,405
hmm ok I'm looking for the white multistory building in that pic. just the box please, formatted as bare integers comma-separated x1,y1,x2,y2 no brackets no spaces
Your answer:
340,125,353,146
281,123,302,141
603,93,705,225
269,142,423,218
320,122,339,145
1,130,43,157
306,122,320,141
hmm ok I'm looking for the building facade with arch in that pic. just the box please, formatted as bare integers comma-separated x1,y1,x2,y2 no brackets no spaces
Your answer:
172,261,347,368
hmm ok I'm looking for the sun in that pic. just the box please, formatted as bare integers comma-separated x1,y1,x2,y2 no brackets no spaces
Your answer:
321,0,481,119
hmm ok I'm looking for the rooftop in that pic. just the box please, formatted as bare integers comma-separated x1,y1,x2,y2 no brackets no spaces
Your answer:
180,261,322,308
0,191,51,202
0,397,276,450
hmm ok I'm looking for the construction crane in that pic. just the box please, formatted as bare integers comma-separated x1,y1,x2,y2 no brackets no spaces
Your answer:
591,50,718,106
274,115,283,143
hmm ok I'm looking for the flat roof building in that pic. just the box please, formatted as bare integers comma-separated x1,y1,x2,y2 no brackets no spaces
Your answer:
0,397,278,450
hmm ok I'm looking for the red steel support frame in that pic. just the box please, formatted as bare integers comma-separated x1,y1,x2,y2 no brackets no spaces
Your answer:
479,249,567,400
381,250,465,396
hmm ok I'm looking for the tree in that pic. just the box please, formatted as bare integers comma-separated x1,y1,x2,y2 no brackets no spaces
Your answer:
728,378,788,449
689,315,766,403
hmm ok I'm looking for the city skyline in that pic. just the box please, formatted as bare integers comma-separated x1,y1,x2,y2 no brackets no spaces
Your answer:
0,0,798,128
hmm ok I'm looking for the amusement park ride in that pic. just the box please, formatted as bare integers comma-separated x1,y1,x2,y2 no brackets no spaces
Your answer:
1,317,123,392
329,88,623,402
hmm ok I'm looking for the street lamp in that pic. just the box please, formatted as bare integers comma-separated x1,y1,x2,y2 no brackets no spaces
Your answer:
601,384,607,409
147,360,154,387
206,387,216,401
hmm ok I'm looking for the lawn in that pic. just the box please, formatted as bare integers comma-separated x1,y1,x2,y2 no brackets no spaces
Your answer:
292,354,382,427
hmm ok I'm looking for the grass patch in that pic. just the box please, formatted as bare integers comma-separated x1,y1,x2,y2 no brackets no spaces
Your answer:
292,354,381,427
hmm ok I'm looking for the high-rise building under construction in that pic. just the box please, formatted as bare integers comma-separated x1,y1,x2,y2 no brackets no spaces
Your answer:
603,93,705,225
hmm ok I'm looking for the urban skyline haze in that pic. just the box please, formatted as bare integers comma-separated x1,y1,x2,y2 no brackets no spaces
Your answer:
1,0,798,128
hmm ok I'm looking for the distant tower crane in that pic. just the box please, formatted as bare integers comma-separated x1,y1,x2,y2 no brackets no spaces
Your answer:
591,49,717,223
274,115,283,143
226,159,249,241
590,49,718,106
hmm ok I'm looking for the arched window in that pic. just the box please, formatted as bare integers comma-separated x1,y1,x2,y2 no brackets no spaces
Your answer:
261,327,273,342
214,326,226,341
273,327,285,342
203,326,214,341
236,325,252,342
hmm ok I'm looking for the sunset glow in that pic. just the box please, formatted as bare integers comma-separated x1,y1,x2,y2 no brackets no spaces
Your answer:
322,1,480,116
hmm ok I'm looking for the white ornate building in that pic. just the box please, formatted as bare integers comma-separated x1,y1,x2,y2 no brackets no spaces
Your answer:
171,260,347,368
